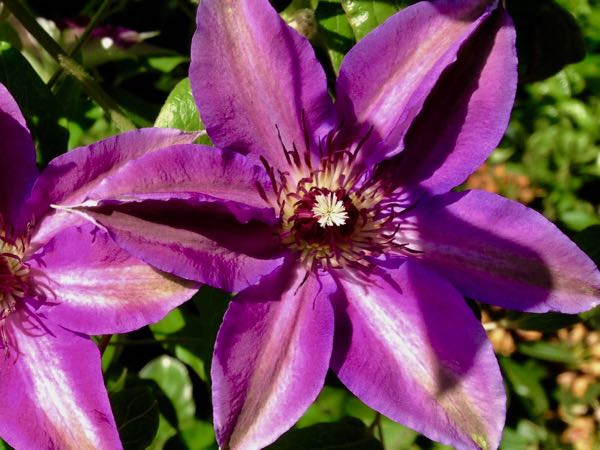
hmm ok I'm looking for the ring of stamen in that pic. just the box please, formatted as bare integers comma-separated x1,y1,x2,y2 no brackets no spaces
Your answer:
262,124,410,273
0,235,30,319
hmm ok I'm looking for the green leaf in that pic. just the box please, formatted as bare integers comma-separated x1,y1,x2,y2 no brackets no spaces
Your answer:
176,419,217,450
298,387,417,448
0,41,68,163
147,55,188,73
506,0,586,83
266,417,383,450
150,287,230,383
147,415,177,450
580,305,600,329
501,420,547,450
340,0,411,40
316,0,355,73
155,77,210,144
503,311,580,332
500,357,549,417
110,386,160,450
517,341,577,364
140,355,195,426
298,386,347,426
281,0,319,20
344,393,418,448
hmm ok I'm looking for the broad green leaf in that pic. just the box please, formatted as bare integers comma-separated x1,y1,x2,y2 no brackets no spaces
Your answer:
299,386,417,448
155,77,210,145
316,0,355,73
150,287,230,383
580,305,600,329
344,393,418,448
340,0,411,40
174,346,207,382
147,55,188,73
267,417,383,450
147,415,177,450
281,0,320,22
298,386,347,426
517,341,578,365
503,311,580,332
500,420,548,450
178,419,217,450
0,41,68,163
101,335,118,373
107,366,129,393
110,386,160,450
140,355,195,425
150,306,208,379
500,358,549,417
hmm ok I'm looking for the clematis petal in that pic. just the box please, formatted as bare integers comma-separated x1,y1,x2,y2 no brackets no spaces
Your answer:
83,144,276,225
0,82,29,128
30,223,198,335
335,0,496,162
79,202,285,292
0,312,121,450
190,0,335,171
27,127,197,217
331,261,505,450
406,190,600,313
212,261,335,450
378,8,517,194
0,83,38,230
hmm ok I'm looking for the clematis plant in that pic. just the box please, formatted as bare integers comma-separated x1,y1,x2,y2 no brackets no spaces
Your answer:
73,0,600,448
0,82,199,449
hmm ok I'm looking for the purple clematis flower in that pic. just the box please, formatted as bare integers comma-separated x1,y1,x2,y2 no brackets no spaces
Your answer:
0,83,199,449
73,0,600,448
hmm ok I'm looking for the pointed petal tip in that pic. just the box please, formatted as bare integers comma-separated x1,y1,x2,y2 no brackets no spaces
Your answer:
332,261,505,450
190,0,335,170
212,263,335,449
409,190,600,314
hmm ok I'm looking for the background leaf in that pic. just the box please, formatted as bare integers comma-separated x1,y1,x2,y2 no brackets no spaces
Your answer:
110,386,160,450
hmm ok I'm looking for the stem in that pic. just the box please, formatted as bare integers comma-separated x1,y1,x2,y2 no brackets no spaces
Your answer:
47,0,113,88
368,413,385,449
98,334,113,355
2,0,135,131
107,337,203,346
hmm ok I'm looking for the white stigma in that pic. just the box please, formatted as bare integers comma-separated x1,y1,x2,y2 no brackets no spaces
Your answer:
312,193,349,228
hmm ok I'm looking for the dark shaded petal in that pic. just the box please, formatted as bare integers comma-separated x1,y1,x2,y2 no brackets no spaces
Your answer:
79,201,286,292
378,8,517,194
406,190,600,312
212,261,335,449
190,0,335,171
0,83,38,231
0,312,122,449
331,261,505,450
30,223,198,335
335,0,496,163
27,128,197,218
84,144,276,225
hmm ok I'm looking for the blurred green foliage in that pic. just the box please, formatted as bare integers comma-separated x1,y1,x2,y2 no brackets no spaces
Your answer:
0,0,599,449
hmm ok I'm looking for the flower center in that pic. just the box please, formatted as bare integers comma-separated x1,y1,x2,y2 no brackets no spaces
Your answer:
0,232,30,321
260,126,406,272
